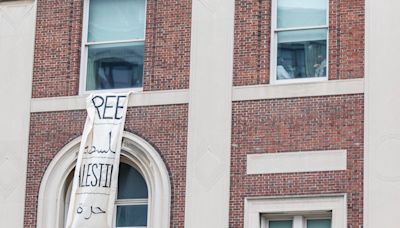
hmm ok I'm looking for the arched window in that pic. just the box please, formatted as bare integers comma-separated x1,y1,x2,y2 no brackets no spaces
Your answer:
38,132,171,228
64,160,150,228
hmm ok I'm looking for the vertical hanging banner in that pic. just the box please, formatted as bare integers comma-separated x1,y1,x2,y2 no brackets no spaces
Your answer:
66,93,130,228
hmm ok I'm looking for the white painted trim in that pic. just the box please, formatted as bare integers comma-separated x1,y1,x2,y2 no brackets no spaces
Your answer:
232,79,364,101
247,150,347,175
275,25,329,32
86,38,145,46
36,132,171,228
30,89,189,112
31,79,363,113
364,0,370,227
244,195,347,228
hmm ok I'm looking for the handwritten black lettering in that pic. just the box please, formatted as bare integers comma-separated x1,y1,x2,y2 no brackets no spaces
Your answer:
91,95,127,120
92,96,104,119
103,96,115,119
115,96,126,119
84,131,115,155
78,162,113,188
77,205,106,220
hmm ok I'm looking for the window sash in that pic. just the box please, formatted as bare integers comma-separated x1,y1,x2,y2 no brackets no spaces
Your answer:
79,0,147,94
276,0,327,29
270,0,329,84
263,215,332,228
86,39,145,46
115,198,148,206
114,203,149,228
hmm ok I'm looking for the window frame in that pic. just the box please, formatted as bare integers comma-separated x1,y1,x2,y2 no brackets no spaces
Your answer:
243,195,346,228
270,0,330,85
79,0,148,94
113,158,149,228
262,212,332,228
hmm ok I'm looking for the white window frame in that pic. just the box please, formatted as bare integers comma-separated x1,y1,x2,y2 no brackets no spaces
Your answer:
79,0,147,94
263,213,332,228
113,198,148,228
244,195,347,228
270,0,329,85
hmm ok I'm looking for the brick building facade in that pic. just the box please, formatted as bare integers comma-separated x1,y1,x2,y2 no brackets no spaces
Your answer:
0,0,375,227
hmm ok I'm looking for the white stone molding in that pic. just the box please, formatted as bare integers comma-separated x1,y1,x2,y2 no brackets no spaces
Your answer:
36,132,171,228
184,0,235,227
30,79,364,113
244,194,347,228
233,78,364,101
247,150,347,175
30,89,189,113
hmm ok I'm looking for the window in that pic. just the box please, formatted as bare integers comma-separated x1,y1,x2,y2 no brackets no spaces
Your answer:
115,162,148,228
37,133,171,228
271,0,328,83
263,213,332,228
244,195,346,228
81,0,146,92
64,162,149,228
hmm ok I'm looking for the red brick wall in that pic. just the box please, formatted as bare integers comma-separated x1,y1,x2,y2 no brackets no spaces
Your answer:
230,95,364,227
143,0,191,91
233,0,365,86
31,0,191,98
32,0,83,98
23,105,188,228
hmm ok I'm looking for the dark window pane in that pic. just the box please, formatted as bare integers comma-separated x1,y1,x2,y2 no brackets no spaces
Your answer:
117,163,148,199
86,42,144,90
269,220,293,228
307,219,331,228
277,29,327,80
116,205,148,227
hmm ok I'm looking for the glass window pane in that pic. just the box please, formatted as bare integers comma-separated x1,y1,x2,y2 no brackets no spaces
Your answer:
117,163,148,199
277,29,327,80
116,205,148,227
269,220,293,228
86,42,144,90
277,0,327,28
307,219,331,228
88,0,146,42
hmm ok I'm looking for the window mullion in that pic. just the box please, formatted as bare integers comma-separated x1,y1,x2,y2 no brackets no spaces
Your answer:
293,216,304,228
115,198,148,206
275,25,328,33
86,38,145,46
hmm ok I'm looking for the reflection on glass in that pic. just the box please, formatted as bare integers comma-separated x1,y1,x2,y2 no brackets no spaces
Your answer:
117,163,148,199
269,220,293,228
277,29,327,80
86,42,144,90
277,0,327,28
307,219,332,228
88,0,146,42
116,205,148,227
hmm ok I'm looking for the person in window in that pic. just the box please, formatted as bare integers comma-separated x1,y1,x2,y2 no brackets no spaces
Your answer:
277,57,292,80
314,55,326,77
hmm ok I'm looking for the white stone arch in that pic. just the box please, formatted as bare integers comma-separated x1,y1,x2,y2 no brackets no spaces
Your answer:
37,131,171,228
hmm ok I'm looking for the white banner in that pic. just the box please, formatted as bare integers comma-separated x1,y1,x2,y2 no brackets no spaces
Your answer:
66,93,130,228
